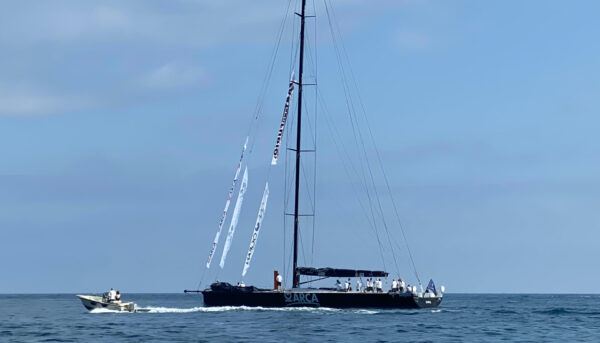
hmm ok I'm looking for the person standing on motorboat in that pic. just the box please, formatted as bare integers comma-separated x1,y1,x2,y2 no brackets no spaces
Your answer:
108,288,116,302
115,291,121,302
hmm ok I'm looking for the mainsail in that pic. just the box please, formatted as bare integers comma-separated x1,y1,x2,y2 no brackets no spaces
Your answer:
219,167,249,268
206,136,248,268
271,76,295,165
242,182,269,276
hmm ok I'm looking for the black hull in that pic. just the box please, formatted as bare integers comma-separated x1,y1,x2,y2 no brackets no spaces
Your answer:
202,283,441,309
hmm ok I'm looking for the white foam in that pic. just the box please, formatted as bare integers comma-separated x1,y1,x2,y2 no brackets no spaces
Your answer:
89,308,129,314
138,306,378,314
143,306,205,313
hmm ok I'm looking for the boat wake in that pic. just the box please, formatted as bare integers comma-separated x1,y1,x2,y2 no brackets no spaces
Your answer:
93,306,381,314
89,308,130,314
89,305,439,315
143,306,206,313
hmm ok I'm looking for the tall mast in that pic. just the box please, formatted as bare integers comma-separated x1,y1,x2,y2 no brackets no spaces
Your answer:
292,0,307,288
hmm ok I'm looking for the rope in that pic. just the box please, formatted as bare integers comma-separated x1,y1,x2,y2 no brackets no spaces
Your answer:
196,0,295,289
324,0,388,273
324,0,422,285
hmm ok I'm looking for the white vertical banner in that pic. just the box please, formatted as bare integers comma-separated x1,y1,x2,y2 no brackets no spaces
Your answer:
219,167,249,268
206,136,248,268
242,182,270,277
271,75,295,165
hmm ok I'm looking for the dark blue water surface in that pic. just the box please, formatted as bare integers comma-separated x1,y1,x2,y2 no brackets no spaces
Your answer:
1,294,599,342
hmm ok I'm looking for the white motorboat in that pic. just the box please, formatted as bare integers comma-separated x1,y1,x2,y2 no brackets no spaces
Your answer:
76,294,141,312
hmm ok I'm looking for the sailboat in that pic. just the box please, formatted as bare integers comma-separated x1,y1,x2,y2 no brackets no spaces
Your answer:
194,0,444,309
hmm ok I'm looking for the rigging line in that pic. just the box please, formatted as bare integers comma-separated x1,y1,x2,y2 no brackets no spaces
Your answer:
330,53,401,278
317,90,374,229
298,223,307,267
319,87,374,229
288,0,298,79
317,89,385,254
248,0,294,154
300,160,315,213
286,236,295,287
311,0,318,269
324,0,387,272
351,104,423,285
299,88,317,214
327,2,418,283
211,3,290,282
324,5,374,218
323,2,372,213
284,105,298,207
303,31,318,86
195,267,206,291
325,0,401,277
316,89,373,218
212,2,293,282
300,85,317,154
283,92,298,287
283,88,299,286
316,87,386,269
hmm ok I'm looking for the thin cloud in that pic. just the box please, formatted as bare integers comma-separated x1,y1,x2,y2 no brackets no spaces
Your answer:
0,84,93,116
137,62,208,90
395,30,431,52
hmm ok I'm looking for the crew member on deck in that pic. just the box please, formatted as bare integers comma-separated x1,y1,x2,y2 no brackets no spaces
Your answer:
391,279,398,292
115,291,121,302
399,278,405,293
276,274,283,290
376,279,383,293
356,278,363,292
336,280,343,290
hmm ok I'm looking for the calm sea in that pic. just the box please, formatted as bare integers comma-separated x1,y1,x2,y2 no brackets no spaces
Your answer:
1,293,599,342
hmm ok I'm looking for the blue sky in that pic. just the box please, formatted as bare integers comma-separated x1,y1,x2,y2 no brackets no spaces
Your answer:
1,0,599,293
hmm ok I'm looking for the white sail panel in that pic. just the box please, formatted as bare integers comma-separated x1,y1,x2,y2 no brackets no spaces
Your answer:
242,182,270,276
206,136,248,268
271,77,295,165
219,167,249,268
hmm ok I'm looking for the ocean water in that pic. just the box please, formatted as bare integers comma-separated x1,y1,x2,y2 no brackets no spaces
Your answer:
1,293,599,342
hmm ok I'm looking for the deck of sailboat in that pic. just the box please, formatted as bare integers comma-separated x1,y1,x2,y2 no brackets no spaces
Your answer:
201,282,442,309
